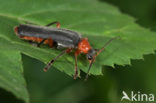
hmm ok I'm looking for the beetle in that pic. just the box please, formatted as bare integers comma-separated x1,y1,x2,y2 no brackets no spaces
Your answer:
14,21,118,80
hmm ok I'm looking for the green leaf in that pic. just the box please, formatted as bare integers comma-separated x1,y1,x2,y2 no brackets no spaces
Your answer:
0,50,29,103
1,0,156,102
0,0,156,82
0,0,156,76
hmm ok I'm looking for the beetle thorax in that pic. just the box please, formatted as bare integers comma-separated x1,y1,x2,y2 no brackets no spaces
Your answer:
78,38,91,54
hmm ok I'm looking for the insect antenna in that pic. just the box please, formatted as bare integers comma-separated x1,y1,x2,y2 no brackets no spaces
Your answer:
85,36,120,80
85,57,95,81
97,36,120,56
44,50,66,72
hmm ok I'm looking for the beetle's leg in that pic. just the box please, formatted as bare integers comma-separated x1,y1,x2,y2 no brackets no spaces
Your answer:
37,38,53,47
74,50,80,79
37,39,46,47
46,21,60,28
43,48,72,72
43,50,66,72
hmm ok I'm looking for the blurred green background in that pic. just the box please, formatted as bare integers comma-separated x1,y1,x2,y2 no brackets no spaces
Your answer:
1,0,156,103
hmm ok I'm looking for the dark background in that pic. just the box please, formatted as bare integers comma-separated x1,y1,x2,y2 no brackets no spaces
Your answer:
1,0,156,103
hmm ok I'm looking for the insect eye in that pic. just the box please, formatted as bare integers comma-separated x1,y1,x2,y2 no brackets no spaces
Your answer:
87,55,92,60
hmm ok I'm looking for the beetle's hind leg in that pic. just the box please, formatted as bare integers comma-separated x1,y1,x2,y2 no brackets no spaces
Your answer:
46,21,60,28
37,39,46,47
28,39,47,48
37,38,54,48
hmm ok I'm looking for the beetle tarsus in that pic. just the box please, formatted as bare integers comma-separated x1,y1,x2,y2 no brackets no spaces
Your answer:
74,70,78,79
84,75,89,81
43,68,48,72
43,60,54,72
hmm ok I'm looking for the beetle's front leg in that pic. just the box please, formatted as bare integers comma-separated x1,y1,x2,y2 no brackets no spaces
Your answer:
74,50,80,79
